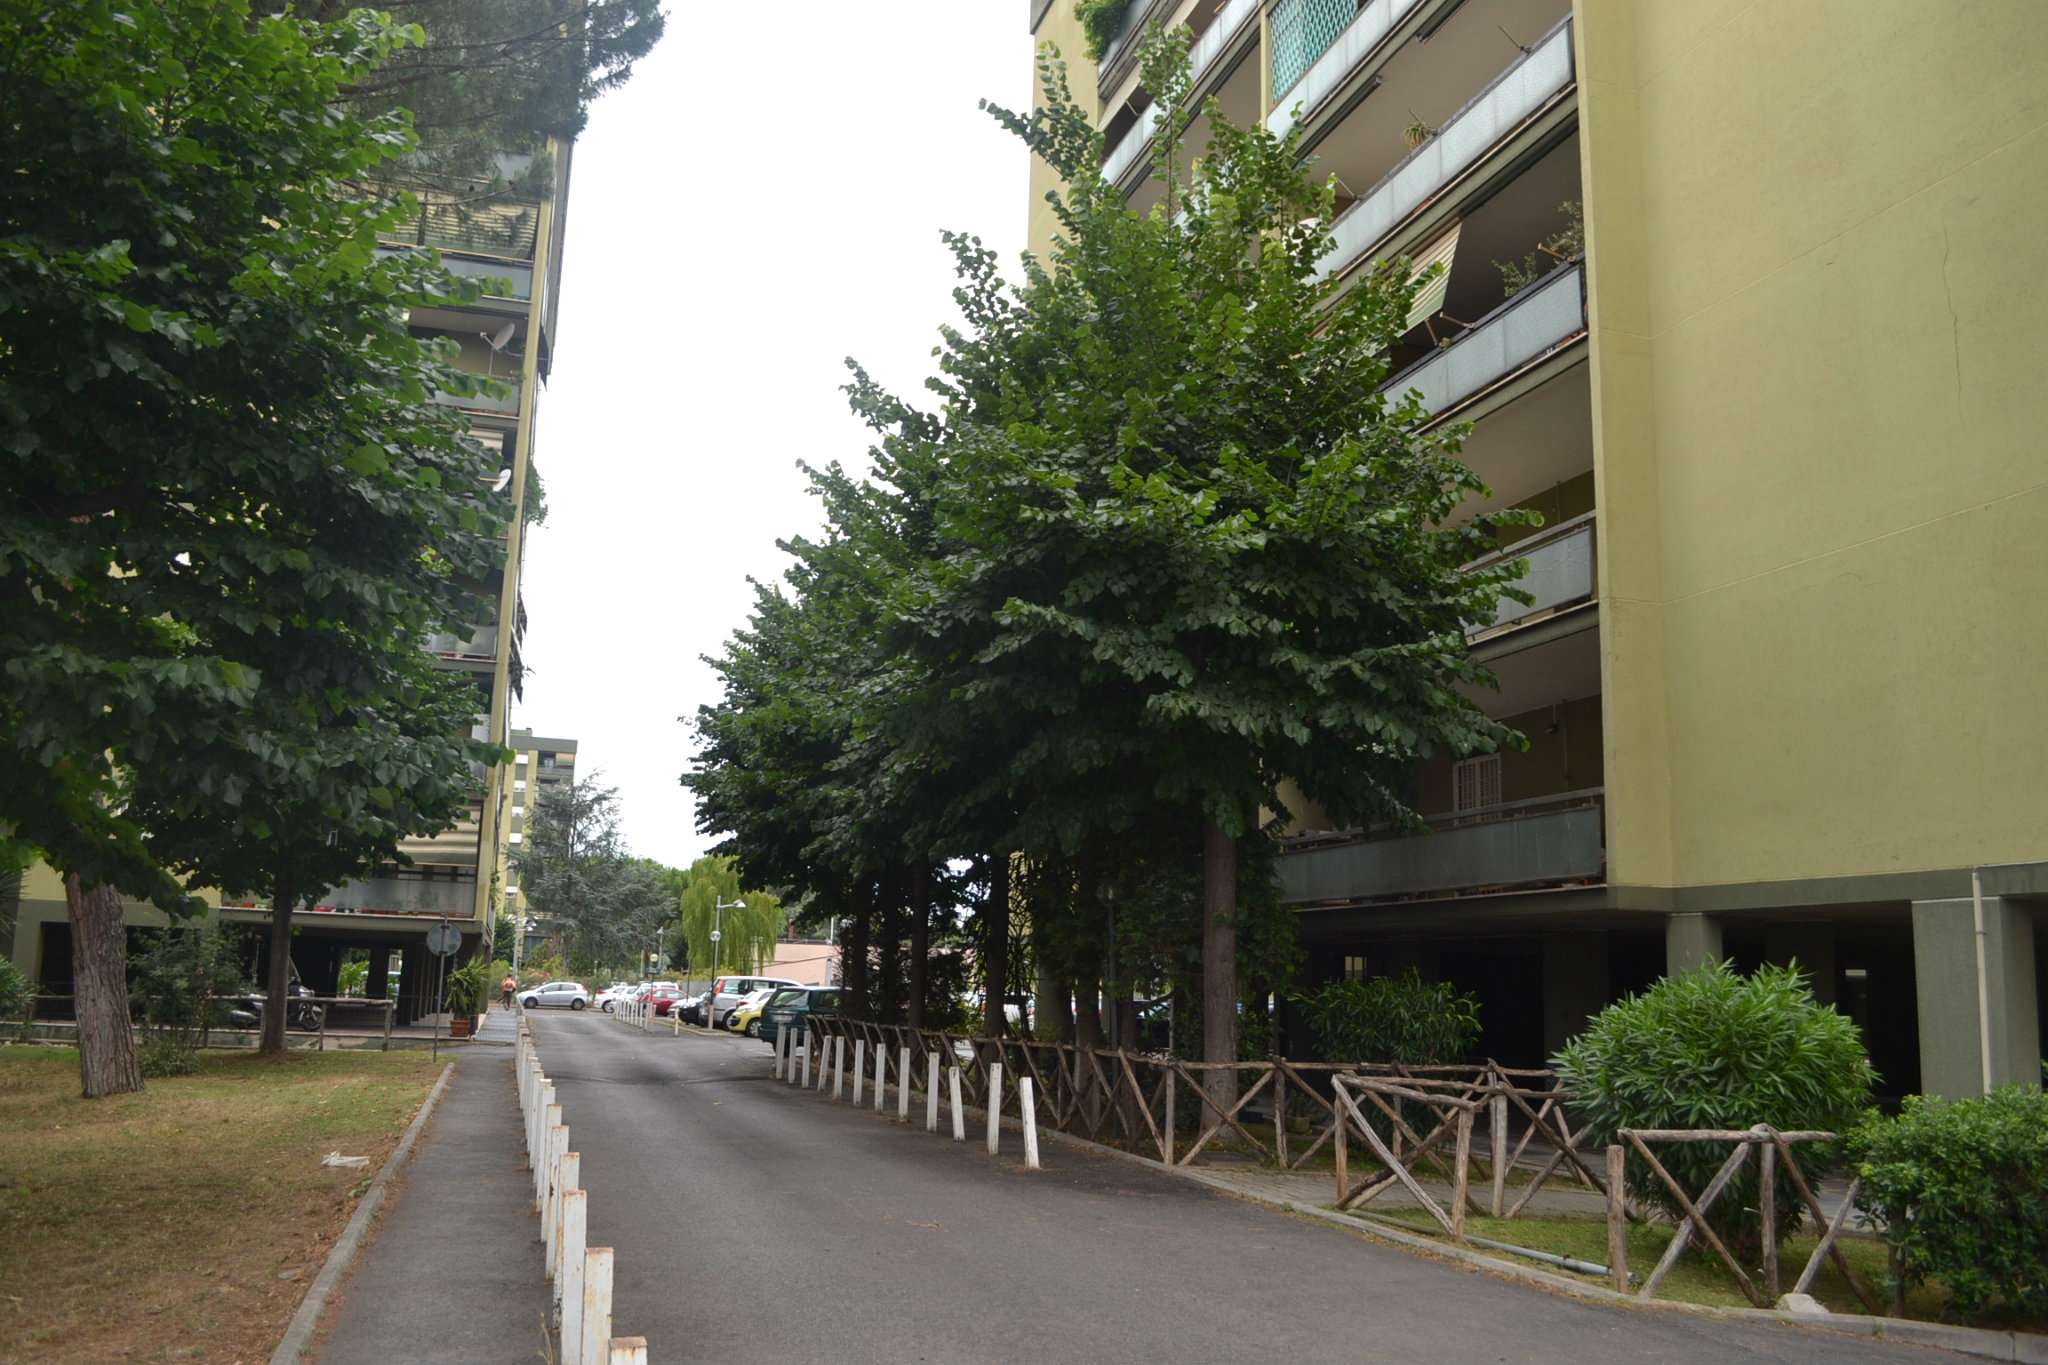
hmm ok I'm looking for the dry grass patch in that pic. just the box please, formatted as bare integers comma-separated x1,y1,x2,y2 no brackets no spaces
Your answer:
0,1044,444,1365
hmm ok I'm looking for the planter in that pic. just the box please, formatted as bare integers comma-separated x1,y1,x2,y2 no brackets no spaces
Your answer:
448,1017,471,1039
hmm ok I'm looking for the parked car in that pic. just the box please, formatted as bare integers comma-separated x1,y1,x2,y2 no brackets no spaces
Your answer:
593,984,631,1013
650,985,687,1017
727,987,779,1037
521,980,590,1010
708,975,803,1027
760,986,840,1052
674,991,711,1026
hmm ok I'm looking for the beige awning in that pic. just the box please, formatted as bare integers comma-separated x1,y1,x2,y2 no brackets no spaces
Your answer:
1403,222,1462,333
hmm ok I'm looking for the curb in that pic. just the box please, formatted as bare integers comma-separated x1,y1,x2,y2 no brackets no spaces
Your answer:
774,1052,2041,1364
268,1060,458,1365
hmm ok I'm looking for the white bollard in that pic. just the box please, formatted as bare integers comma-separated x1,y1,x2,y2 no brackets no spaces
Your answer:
799,1034,811,1088
898,1045,912,1121
609,1339,649,1365
1021,1077,1041,1170
538,1102,560,1209
874,1045,887,1112
986,1063,1003,1155
551,1153,580,1289
560,1192,588,1361
833,1037,845,1099
580,1247,614,1365
949,1066,966,1141
774,1026,787,1080
852,1040,865,1105
544,1122,566,1270
532,1086,555,1195
926,1053,940,1132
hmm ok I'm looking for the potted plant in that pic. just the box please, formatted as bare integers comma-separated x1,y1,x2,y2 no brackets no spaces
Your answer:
444,957,488,1038
1403,116,1434,149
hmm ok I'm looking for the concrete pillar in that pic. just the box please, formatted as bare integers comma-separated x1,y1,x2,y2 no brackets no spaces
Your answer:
1542,932,1610,1056
1911,896,2041,1097
1664,912,1724,976
367,946,392,1000
1764,922,1837,1006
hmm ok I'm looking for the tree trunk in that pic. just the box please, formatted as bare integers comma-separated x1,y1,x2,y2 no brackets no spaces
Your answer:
64,875,142,1098
984,855,1009,1037
877,883,903,1024
261,876,297,1056
907,863,929,1030
841,902,870,1021
1074,971,1103,1049
1201,816,1238,1126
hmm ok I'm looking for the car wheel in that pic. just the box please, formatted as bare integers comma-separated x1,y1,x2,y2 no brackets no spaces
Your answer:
601,1001,613,1013
746,1020,760,1038
523,996,540,1009
570,998,587,1011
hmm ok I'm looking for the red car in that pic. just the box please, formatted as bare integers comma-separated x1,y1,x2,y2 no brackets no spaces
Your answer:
649,986,685,1017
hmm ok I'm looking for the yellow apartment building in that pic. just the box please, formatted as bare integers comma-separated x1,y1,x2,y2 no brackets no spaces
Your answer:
504,728,579,967
1028,0,2046,1097
7,148,574,1026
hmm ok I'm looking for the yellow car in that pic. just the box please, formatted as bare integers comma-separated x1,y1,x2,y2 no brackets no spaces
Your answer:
728,987,778,1037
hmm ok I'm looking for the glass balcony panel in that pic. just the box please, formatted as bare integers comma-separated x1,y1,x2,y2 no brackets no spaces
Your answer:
1386,261,1584,417
315,875,477,918
1467,515,1595,636
1278,792,1603,902
427,623,498,660
436,254,533,301
1316,19,1574,281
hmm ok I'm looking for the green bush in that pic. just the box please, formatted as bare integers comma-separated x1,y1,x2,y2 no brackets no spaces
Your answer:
1294,969,1481,1065
1850,1081,2048,1320
1076,0,1133,61
130,923,247,1048
1553,961,1875,1259
138,1037,199,1078
0,957,28,1022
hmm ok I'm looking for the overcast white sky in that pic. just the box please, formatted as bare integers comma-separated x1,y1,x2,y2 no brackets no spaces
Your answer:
516,6,1036,868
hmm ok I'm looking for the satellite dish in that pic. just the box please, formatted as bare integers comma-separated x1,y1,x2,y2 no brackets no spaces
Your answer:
483,322,517,352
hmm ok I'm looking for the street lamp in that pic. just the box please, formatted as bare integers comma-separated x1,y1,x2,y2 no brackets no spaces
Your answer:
709,897,744,1028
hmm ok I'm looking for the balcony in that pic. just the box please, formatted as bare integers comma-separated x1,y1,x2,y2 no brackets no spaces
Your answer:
1465,512,1595,640
1316,18,1575,284
1384,259,1584,420
428,622,499,667
1098,0,1179,91
312,874,478,920
382,184,540,263
1101,0,1262,192
1267,0,1426,139
1278,789,1604,904
432,382,519,419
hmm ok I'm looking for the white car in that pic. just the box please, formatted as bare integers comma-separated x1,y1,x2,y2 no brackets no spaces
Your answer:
521,980,590,1010
708,975,803,1027
593,983,632,1013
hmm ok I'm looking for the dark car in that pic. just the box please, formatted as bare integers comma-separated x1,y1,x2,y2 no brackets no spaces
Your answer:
761,986,840,1052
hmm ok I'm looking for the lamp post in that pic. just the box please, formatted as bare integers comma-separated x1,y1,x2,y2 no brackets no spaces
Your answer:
709,897,744,1027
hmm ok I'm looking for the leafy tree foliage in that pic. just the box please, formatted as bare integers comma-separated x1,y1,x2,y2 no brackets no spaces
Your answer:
1292,970,1480,1065
514,778,671,975
0,0,518,1090
674,855,784,978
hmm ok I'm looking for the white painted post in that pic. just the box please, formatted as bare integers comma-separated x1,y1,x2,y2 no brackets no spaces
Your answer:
949,1066,966,1141
926,1053,940,1132
799,1034,811,1088
559,1190,588,1362
533,1088,555,1203
608,1338,649,1365
986,1063,1003,1155
551,1153,579,1289
774,1026,787,1079
898,1045,912,1121
833,1037,845,1099
543,1122,566,1269
852,1039,865,1105
1021,1077,1041,1170
874,1045,887,1112
580,1247,613,1365
539,1102,561,1210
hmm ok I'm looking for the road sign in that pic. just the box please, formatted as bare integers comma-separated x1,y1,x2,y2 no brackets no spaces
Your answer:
426,922,461,956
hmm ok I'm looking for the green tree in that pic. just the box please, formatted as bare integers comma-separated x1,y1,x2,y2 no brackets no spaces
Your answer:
515,778,670,974
0,0,515,1093
675,855,783,978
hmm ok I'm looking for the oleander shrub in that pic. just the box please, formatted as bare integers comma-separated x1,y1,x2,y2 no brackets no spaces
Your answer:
1850,1081,2048,1320
1295,969,1481,1066
1553,960,1876,1260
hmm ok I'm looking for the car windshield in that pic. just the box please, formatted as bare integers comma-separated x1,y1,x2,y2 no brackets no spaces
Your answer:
765,988,805,1008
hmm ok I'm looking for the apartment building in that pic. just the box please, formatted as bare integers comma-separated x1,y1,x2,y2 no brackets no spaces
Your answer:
504,729,579,965
7,149,573,1026
1027,0,2047,1097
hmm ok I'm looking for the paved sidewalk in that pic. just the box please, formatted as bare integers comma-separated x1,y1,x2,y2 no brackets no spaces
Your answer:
474,1003,520,1044
315,1051,550,1365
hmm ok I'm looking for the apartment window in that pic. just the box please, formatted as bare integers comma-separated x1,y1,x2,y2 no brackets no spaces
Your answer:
1343,954,1367,982
1453,754,1502,814
515,752,529,765
512,805,524,819
513,779,526,793
509,832,523,844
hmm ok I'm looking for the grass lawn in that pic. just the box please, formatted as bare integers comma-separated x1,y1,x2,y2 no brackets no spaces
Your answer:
0,1044,445,1365
1355,1206,2045,1334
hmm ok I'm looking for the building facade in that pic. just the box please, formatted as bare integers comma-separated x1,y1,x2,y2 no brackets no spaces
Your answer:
1027,0,2047,1097
505,728,579,965
8,149,575,1025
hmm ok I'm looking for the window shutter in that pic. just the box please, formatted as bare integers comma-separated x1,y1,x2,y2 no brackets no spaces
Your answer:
1453,754,1501,813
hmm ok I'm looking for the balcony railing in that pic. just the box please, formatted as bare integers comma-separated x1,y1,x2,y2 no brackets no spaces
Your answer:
432,382,519,417
1268,0,1424,137
1101,0,1260,190
314,874,478,919
1316,17,1575,282
427,623,499,661
1383,259,1585,418
1465,512,1595,638
1099,0,1177,79
383,184,541,261
1278,789,1604,903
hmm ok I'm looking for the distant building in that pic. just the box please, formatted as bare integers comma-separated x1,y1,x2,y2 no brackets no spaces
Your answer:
505,729,578,965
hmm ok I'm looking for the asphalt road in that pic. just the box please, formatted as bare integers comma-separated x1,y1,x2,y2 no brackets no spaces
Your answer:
527,1010,1938,1364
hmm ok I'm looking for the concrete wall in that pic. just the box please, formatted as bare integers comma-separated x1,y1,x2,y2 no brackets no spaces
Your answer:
1575,0,2048,890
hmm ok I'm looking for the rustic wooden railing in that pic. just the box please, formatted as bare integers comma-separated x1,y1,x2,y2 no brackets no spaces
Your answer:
1604,1125,1877,1310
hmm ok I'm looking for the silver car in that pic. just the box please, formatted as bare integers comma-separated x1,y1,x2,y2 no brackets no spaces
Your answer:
521,980,590,1010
